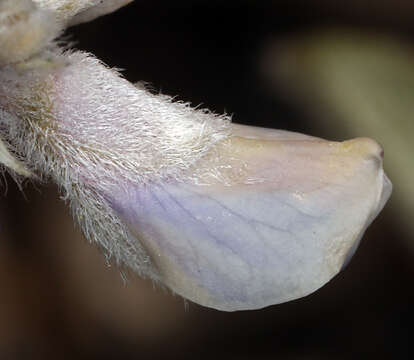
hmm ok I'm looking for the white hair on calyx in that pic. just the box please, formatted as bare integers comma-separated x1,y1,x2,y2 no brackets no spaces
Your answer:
0,0,232,281
0,46,231,279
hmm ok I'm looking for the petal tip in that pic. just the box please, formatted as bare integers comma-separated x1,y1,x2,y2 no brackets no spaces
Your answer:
341,137,384,161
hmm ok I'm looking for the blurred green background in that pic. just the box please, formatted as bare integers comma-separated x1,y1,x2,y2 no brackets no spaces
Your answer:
1,1,413,359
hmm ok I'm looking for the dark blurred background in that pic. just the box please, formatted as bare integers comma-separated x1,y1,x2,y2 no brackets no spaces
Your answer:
1,1,414,359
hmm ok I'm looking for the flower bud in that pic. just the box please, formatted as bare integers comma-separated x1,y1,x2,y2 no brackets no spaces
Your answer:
0,51,391,311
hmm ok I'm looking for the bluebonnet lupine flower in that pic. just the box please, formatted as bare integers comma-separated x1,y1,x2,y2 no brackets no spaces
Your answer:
0,0,391,311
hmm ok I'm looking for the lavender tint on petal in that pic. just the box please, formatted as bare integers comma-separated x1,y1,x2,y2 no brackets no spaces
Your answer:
110,132,392,311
